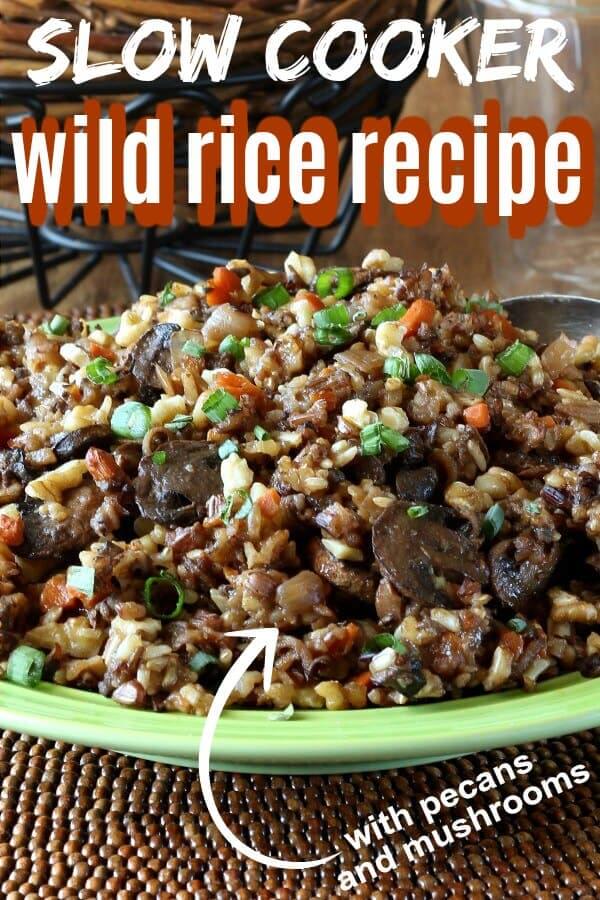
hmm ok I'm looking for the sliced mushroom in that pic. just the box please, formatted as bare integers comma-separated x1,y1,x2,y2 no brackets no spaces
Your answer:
201,303,259,349
52,425,113,462
584,379,600,401
396,424,437,469
18,482,102,560
492,448,563,480
558,395,600,426
395,466,439,502
0,449,27,480
129,323,180,404
580,654,600,678
489,537,560,613
113,441,143,477
133,440,222,526
372,501,487,606
374,577,405,623
347,454,387,486
308,538,376,603
0,592,30,633
370,654,426,697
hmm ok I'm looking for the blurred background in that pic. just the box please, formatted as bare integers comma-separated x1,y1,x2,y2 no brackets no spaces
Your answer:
1,0,598,316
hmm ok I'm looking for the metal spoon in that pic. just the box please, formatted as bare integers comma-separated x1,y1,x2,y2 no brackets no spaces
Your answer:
502,294,600,343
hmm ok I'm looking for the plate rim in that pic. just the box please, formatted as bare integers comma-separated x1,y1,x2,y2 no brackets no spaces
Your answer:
0,673,598,773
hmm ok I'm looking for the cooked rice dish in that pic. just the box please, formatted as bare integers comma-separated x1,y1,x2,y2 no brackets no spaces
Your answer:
0,250,598,713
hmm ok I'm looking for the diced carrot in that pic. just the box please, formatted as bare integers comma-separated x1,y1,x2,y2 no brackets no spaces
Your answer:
89,341,116,361
324,621,363,656
85,447,122,482
212,266,241,295
500,629,524,656
40,574,78,612
554,378,576,390
464,402,490,429
312,388,337,412
479,309,519,340
0,513,24,547
0,426,18,449
207,268,243,306
302,291,324,311
215,371,264,402
41,571,108,612
345,622,362,643
500,316,519,340
352,671,372,687
402,298,436,336
206,287,229,307
541,415,555,428
258,488,280,517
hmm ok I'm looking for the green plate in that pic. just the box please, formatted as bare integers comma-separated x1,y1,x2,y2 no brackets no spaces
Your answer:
0,674,598,772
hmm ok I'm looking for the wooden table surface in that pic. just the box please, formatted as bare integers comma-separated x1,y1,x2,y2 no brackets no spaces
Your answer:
0,67,492,316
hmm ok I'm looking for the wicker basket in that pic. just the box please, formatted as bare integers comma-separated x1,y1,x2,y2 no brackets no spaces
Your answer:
0,0,417,78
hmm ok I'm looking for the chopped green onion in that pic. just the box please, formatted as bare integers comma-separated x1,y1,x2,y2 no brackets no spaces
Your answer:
314,326,351,346
380,426,410,454
383,354,415,382
6,645,45,687
313,302,352,345
42,314,70,336
159,281,176,307
235,494,253,519
507,617,528,634
219,334,249,360
202,389,239,424
254,283,291,310
181,339,206,359
143,573,185,620
360,423,410,457
86,357,119,385
451,368,490,396
86,315,121,336
465,295,503,313
253,425,270,440
524,499,542,515
314,267,354,300
482,503,504,540
360,424,383,456
152,450,167,465
66,565,95,597
414,353,452,385
221,489,252,524
190,650,218,673
371,304,406,326
313,303,351,329
111,401,152,440
220,494,235,523
496,340,535,376
407,505,429,518
165,414,193,431
218,439,239,460
362,633,407,657
267,703,295,721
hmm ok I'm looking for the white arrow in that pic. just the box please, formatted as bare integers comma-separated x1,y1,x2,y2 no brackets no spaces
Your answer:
197,627,341,870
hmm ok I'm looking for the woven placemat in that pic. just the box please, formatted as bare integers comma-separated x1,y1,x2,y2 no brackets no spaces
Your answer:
0,728,597,899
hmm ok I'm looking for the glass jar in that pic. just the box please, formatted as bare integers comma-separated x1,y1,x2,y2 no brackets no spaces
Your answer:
460,0,600,297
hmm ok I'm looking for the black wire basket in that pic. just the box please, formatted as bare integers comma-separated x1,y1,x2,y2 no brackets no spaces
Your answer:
0,0,452,307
